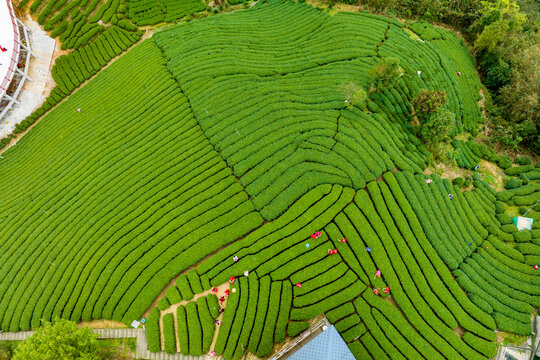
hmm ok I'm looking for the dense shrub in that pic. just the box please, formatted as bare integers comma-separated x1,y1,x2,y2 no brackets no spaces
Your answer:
187,271,204,294
257,281,282,357
214,281,240,355
157,297,170,311
165,286,182,305
162,313,176,354
453,177,466,188
514,156,532,165
514,230,532,243
185,302,202,355
505,165,534,176
146,308,161,352
196,296,215,353
248,276,270,353
497,155,513,169
176,274,194,301
505,178,523,189
274,281,292,343
206,294,220,319
287,321,309,337
176,305,189,355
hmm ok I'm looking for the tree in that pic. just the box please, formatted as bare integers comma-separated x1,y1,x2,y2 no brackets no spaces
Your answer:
369,57,401,90
0,343,14,360
411,89,447,122
13,319,99,360
420,108,455,144
342,83,367,109
474,19,510,53
499,38,539,138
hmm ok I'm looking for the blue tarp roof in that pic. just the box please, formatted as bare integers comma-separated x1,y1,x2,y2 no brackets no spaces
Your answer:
288,325,355,360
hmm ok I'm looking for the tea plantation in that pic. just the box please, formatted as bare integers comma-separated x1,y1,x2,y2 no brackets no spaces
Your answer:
1,0,539,359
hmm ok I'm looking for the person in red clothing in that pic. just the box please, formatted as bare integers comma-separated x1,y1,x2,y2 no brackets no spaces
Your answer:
373,288,379,295
533,265,538,270
0,46,7,52
296,283,302,288
384,286,390,294
225,289,230,296
211,287,218,293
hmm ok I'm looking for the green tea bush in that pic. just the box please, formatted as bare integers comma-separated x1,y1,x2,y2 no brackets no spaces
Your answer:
177,305,189,355
453,177,466,188
157,297,170,311
505,178,523,190
257,281,282,357
222,278,249,359
176,274,194,301
514,156,532,165
185,302,202,355
187,271,203,294
165,286,182,305
214,281,240,355
274,281,292,343
505,165,534,176
146,308,161,352
287,321,309,337
196,296,215,353
162,313,176,354
206,294,220,319
497,155,513,169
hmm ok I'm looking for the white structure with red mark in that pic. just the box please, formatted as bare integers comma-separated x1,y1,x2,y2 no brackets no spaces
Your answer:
0,0,32,119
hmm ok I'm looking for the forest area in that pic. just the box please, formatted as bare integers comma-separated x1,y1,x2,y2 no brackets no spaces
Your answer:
336,0,539,155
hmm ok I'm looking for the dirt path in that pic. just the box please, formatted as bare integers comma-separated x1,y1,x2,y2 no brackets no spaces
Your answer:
158,282,230,353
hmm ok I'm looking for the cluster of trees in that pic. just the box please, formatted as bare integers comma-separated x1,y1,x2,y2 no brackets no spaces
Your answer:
471,0,538,152
345,0,539,153
368,57,454,154
0,319,134,360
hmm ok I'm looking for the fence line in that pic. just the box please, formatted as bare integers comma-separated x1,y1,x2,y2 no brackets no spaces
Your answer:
0,0,21,97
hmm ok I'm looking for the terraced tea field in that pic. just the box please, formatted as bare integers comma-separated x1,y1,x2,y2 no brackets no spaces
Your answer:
1,0,539,359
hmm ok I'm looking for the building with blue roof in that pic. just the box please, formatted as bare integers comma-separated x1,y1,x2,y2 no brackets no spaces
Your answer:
287,325,356,360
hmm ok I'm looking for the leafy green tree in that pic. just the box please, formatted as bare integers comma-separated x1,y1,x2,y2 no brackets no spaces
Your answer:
342,83,368,109
13,319,99,360
420,108,455,144
499,37,539,142
369,57,401,90
474,19,510,52
411,89,447,122
0,343,14,360
480,0,526,30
